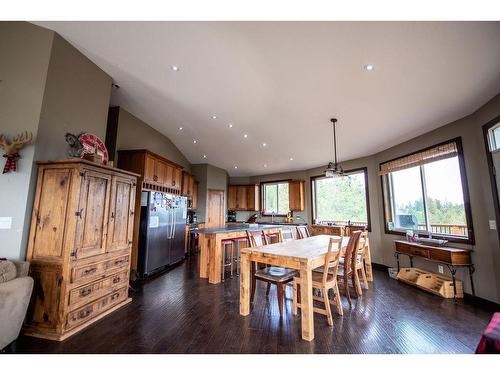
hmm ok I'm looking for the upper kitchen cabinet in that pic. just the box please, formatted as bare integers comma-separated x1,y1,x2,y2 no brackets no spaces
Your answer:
117,149,184,193
289,180,305,211
182,171,194,197
227,184,260,211
191,181,199,210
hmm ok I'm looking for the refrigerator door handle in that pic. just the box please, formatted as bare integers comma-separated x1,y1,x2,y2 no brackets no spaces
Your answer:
171,208,176,238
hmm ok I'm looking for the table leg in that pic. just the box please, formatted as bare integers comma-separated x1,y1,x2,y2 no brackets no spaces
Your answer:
240,253,251,316
395,252,400,272
300,263,314,341
199,233,208,279
446,264,458,301
409,255,414,268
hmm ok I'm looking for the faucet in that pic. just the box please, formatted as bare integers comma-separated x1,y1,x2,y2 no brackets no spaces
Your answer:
271,211,275,223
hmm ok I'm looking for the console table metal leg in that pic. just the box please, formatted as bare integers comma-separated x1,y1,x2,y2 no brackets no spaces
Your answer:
446,265,458,301
409,255,414,268
395,252,400,272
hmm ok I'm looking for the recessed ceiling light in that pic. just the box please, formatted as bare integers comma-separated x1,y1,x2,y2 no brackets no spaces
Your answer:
263,164,267,168
234,166,238,169
178,127,183,130
243,134,248,138
364,64,374,71
203,154,207,159
262,142,267,147
211,115,217,119
193,140,197,144
289,157,294,161
228,124,233,128
171,65,179,71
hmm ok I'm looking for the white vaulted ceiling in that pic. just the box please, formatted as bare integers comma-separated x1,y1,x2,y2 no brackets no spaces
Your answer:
34,22,500,176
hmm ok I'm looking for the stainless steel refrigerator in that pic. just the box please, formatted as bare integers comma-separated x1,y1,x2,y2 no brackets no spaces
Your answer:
138,191,187,277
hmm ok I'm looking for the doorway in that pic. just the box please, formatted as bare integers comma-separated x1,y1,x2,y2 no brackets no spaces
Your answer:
206,189,225,228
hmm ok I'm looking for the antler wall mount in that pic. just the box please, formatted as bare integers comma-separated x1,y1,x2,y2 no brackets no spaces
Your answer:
0,131,33,173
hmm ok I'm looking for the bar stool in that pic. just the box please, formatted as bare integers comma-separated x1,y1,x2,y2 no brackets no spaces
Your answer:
221,239,234,282
232,238,248,276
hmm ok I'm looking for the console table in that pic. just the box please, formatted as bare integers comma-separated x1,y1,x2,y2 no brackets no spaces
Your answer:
394,240,475,297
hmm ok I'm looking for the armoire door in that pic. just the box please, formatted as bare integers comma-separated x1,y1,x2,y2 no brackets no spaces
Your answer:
107,175,135,253
75,169,112,259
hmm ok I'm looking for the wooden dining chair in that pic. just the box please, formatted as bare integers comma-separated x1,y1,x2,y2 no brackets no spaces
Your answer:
296,225,311,239
337,230,362,307
246,230,296,316
280,227,296,242
292,237,343,326
354,231,369,293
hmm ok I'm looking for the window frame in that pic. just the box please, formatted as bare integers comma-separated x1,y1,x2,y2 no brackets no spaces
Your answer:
261,179,290,217
380,137,475,245
310,167,371,232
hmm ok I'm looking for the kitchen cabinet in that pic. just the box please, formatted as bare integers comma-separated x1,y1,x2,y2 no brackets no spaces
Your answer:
182,171,196,197
227,184,260,211
192,181,199,210
289,180,305,211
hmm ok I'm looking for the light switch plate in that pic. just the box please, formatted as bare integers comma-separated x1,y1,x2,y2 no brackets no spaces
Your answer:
438,265,444,274
489,220,497,230
0,217,12,229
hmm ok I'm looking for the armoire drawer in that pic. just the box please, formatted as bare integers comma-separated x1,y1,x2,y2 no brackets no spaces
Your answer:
68,270,129,309
71,254,129,284
66,286,128,330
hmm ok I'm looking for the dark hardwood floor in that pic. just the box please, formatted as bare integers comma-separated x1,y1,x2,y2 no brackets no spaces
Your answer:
16,255,492,354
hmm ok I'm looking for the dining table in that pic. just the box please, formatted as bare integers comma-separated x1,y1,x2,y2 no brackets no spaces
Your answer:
239,234,371,341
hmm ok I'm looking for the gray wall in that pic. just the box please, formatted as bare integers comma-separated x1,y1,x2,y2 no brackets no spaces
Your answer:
34,33,112,161
0,22,53,260
115,107,191,171
0,23,113,261
230,94,500,303
191,163,229,222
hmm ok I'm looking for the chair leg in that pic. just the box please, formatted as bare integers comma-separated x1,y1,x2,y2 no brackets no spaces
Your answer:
334,284,343,316
293,280,298,315
221,244,226,282
361,266,369,289
354,270,362,297
266,282,271,296
344,276,352,307
323,288,333,326
277,283,284,317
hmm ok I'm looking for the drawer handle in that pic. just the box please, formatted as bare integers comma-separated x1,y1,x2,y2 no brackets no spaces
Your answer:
80,287,92,297
111,292,120,301
76,308,92,320
112,276,121,284
83,267,97,276
114,260,125,266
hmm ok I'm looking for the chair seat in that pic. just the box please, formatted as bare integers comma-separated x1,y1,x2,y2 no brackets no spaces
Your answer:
255,266,297,283
338,255,362,266
294,271,335,286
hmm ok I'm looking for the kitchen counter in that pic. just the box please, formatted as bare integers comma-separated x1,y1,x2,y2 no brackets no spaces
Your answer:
198,224,289,284
197,223,287,234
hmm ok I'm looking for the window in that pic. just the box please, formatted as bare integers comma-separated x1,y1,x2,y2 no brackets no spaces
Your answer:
311,168,370,229
262,181,289,215
381,138,474,243
487,122,500,152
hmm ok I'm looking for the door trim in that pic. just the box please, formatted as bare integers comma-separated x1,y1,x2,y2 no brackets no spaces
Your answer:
207,189,225,228
482,115,500,248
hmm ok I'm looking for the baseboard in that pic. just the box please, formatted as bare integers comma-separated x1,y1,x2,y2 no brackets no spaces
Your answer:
371,262,389,271
464,293,500,312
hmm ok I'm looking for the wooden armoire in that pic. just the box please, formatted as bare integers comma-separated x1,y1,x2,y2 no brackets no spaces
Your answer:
24,160,138,341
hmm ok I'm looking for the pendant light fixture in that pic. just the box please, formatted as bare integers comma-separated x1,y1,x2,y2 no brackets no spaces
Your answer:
325,118,344,177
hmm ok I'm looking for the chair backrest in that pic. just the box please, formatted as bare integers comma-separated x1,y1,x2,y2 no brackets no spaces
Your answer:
281,227,296,242
343,230,362,278
265,229,283,244
296,225,310,239
246,230,267,247
322,236,343,284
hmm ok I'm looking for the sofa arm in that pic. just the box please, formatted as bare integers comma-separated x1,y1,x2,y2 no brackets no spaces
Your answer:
12,261,30,278
0,276,34,350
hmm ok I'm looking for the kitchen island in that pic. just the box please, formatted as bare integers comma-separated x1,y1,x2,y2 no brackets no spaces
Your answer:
198,224,289,284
